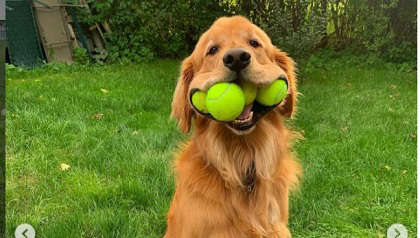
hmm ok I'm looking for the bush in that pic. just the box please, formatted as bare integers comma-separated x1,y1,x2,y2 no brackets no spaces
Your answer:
299,48,416,80
382,41,417,64
72,47,90,65
77,0,416,63
81,0,227,62
263,1,328,57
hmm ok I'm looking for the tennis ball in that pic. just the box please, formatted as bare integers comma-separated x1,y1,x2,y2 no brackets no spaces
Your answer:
240,81,257,105
206,82,245,121
191,90,208,113
256,80,288,106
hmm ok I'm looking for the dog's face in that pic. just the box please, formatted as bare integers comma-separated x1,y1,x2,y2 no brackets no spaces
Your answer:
172,16,297,135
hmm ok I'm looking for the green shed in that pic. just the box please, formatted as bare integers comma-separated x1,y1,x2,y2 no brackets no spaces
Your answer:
6,0,46,67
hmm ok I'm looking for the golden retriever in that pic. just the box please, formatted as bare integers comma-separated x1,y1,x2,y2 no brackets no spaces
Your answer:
165,16,301,238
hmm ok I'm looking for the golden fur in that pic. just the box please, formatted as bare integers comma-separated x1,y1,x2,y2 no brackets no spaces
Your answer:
165,16,301,238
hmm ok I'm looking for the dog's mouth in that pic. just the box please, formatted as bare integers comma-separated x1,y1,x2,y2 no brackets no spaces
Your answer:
190,76,286,133
190,94,278,133
227,101,276,132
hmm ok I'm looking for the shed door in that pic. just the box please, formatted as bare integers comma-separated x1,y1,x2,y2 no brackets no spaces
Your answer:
33,2,73,63
6,0,45,67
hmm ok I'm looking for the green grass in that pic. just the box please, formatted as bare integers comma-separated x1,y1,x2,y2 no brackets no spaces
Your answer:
6,59,416,237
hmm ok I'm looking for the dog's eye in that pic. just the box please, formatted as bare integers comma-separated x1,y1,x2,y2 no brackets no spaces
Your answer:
249,40,260,48
207,46,219,55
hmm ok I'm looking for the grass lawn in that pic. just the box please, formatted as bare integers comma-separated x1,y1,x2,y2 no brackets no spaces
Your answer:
6,59,416,237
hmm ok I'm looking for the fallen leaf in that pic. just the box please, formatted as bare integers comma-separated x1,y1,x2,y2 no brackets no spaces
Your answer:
100,88,109,94
384,165,391,170
341,126,348,132
132,130,139,135
402,170,407,174
60,163,70,171
391,84,397,89
388,108,393,112
376,231,385,238
91,113,104,120
392,91,400,97
409,134,416,139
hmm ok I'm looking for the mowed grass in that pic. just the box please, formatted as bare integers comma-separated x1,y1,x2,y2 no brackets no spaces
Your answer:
6,59,416,237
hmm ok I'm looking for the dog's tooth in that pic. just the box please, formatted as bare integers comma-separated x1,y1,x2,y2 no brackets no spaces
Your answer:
248,111,253,120
243,112,253,123
233,111,254,125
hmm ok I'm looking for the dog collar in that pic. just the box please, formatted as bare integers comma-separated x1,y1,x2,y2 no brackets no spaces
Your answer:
244,160,256,192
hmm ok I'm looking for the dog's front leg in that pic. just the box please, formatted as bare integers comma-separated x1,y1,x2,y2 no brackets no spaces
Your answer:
165,191,236,238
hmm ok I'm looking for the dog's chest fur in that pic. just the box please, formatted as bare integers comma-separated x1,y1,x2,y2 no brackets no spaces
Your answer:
222,175,283,236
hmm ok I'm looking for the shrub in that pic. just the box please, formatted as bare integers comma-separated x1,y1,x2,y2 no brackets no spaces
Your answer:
77,0,416,63
81,0,227,62
72,47,90,65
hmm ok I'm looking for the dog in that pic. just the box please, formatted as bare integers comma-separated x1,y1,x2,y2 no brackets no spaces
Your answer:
165,16,301,238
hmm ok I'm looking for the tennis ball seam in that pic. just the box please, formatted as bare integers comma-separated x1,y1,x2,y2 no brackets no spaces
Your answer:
206,83,233,101
206,83,245,121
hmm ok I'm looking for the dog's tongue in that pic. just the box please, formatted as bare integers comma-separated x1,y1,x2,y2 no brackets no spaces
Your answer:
237,104,253,120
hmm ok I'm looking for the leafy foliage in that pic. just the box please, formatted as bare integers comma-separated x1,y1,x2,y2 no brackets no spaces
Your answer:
72,47,91,65
79,0,416,63
80,0,227,61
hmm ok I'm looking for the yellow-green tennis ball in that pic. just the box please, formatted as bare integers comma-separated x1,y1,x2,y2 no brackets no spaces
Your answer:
256,80,288,106
191,91,208,113
240,81,257,105
206,82,245,121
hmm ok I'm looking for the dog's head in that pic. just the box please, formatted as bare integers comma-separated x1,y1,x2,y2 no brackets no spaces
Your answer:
172,16,297,135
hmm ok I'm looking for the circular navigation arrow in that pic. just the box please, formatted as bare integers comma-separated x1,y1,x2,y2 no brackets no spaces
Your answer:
15,224,35,238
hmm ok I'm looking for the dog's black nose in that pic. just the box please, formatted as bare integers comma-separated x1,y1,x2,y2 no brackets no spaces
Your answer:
223,48,251,72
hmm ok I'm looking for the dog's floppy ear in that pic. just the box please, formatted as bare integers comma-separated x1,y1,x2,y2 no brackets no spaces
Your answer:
273,48,297,118
171,56,194,133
